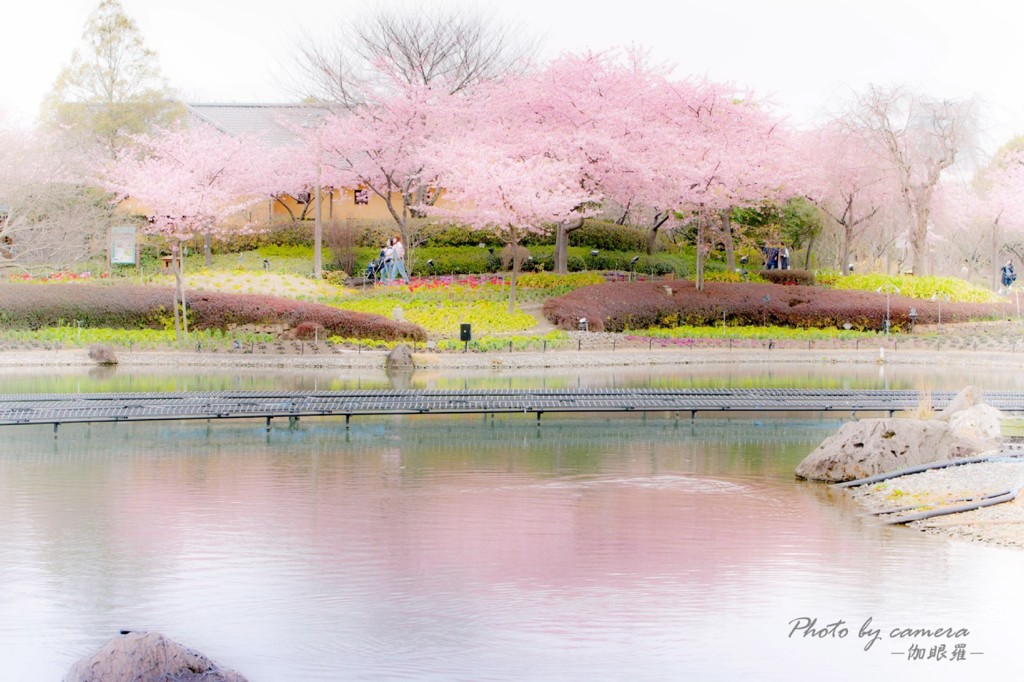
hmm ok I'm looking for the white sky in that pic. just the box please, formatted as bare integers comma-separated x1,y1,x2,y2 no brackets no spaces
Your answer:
2,0,1022,156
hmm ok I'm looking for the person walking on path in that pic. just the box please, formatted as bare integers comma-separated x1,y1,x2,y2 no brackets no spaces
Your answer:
1001,259,1016,292
390,235,410,284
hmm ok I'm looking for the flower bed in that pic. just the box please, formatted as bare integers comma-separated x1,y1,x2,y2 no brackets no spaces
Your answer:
0,283,425,341
542,280,1001,332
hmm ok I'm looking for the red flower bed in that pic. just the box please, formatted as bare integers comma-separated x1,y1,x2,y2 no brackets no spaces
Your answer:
542,280,1000,332
0,283,426,342
188,290,426,341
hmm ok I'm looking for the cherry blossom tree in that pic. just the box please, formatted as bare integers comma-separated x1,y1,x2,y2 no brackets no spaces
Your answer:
426,90,595,310
493,50,672,273
103,122,273,339
798,124,891,274
847,85,977,276
968,149,1024,286
316,78,448,267
650,80,798,289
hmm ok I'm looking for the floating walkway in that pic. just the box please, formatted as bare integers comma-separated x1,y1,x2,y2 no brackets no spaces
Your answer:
3,389,1024,434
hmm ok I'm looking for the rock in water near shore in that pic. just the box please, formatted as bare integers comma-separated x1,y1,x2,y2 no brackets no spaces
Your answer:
386,343,415,371
947,404,1003,441
936,385,985,419
795,418,997,483
66,631,248,682
87,344,118,365
934,386,1003,441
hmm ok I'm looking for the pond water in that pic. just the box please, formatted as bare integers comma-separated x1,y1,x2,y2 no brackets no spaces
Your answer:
2,364,1023,681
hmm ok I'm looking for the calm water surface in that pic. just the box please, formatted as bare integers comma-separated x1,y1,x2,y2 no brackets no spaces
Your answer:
1,365,1023,680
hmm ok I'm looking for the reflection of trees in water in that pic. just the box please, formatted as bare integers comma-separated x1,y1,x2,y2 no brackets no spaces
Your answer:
11,417,837,480
1,362,1018,397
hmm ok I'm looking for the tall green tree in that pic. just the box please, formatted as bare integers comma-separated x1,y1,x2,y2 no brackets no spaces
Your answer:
41,0,183,159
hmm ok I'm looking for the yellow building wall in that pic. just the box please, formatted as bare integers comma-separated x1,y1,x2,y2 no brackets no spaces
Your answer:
251,188,411,225
117,188,448,231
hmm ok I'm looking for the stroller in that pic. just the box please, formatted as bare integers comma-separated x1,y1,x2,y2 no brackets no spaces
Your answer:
364,249,391,284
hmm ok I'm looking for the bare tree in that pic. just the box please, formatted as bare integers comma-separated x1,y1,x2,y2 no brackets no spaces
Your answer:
295,7,537,107
847,85,977,275
41,0,183,160
0,128,113,273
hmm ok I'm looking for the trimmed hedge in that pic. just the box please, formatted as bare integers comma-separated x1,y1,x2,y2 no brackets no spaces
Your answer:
0,283,426,341
542,280,999,332
759,269,815,286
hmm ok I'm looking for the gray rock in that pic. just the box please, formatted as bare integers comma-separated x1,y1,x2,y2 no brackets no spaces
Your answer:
385,343,415,371
87,344,118,365
948,403,1003,441
937,385,986,419
795,418,997,482
66,631,248,682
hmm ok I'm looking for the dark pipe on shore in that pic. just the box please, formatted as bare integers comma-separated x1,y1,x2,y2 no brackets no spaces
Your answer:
879,488,1021,525
832,452,1024,489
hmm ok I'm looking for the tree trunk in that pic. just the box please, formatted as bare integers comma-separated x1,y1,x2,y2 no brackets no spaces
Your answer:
646,211,670,256
803,230,816,270
554,218,584,275
720,211,735,271
646,225,658,256
170,243,182,342
841,223,853,277
910,190,931,275
204,230,211,268
173,241,189,339
694,215,706,292
992,220,1001,291
507,228,520,314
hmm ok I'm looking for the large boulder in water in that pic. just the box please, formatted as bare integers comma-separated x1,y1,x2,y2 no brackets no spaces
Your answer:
385,343,415,371
795,418,997,483
66,631,248,682
87,344,118,365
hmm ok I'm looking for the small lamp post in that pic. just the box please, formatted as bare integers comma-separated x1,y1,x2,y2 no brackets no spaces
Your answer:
931,293,949,332
908,307,918,332
877,284,900,335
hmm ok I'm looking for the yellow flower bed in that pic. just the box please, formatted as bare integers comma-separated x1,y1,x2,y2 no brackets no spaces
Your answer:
152,270,349,300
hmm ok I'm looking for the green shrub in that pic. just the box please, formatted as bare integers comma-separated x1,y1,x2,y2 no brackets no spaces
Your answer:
323,270,349,285
405,246,496,276
417,222,505,248
569,219,648,252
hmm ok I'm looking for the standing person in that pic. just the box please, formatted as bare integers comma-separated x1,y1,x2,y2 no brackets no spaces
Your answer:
780,245,790,270
1001,259,1016,292
390,235,410,284
381,238,395,284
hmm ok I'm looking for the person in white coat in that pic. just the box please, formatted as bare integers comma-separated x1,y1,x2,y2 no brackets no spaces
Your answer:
390,235,410,284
